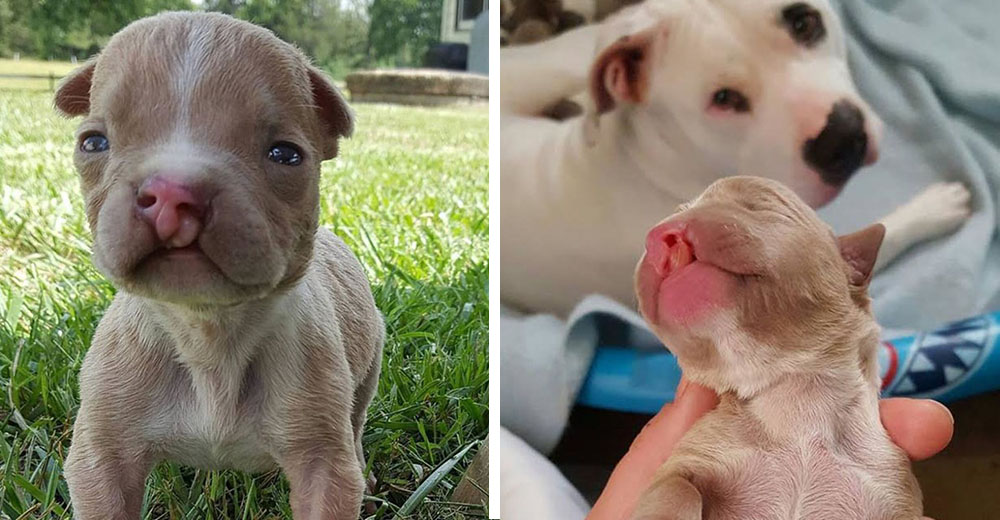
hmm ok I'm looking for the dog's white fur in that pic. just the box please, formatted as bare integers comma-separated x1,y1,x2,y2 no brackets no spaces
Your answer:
56,13,381,519
499,0,971,316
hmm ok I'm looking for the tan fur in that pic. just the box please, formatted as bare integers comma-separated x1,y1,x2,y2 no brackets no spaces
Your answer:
55,12,382,519
632,177,921,519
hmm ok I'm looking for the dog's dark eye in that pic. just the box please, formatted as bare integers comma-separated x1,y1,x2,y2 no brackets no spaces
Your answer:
710,88,751,113
782,3,825,47
80,133,109,153
267,142,303,166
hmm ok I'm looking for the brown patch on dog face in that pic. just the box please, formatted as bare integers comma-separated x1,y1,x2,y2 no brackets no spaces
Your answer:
57,12,352,306
589,25,665,114
636,176,881,395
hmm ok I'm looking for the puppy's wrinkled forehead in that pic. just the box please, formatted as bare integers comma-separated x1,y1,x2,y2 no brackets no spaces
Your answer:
90,13,315,148
696,176,819,223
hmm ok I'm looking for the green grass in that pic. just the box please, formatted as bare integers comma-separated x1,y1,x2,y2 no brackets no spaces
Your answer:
0,87,488,519
0,59,78,90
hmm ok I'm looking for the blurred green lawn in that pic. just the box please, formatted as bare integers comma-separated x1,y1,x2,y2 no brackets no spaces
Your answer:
0,82,488,518
0,58,77,90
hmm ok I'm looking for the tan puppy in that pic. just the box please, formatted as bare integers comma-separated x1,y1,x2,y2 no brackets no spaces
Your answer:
54,12,383,519
632,176,921,519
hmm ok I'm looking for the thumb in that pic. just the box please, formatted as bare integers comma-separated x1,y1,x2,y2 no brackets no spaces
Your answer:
587,379,718,520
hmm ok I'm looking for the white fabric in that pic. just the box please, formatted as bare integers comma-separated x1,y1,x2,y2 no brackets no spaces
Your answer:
498,295,646,453
497,425,590,520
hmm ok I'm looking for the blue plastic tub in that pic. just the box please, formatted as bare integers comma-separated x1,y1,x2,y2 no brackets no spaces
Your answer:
578,311,1000,414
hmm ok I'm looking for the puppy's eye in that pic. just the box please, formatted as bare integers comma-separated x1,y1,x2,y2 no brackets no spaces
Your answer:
80,133,109,153
710,88,751,113
267,142,303,166
782,3,825,47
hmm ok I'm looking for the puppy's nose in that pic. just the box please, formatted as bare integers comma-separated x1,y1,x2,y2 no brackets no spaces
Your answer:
803,100,868,185
136,176,206,248
645,223,694,278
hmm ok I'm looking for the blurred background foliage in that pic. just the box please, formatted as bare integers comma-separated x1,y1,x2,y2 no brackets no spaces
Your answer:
0,0,443,77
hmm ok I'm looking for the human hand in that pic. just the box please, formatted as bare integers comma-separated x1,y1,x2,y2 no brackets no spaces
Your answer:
586,378,954,520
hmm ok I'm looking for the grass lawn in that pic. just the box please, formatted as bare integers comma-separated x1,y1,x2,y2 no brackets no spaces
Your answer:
0,86,488,518
0,59,78,90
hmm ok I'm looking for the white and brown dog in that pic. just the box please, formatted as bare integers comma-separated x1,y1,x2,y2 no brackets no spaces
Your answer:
632,176,921,519
55,12,383,519
500,0,971,316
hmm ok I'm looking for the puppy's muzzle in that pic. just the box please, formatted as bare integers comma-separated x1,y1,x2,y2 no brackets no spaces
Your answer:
645,225,694,279
136,176,208,249
803,100,872,186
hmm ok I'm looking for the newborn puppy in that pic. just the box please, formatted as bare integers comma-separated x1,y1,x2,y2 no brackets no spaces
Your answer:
54,12,383,519
632,177,921,519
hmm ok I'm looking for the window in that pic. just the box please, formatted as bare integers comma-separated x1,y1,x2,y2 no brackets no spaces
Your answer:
456,0,485,31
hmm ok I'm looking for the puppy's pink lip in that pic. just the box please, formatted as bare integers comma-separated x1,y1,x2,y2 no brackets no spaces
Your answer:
638,220,765,326
645,258,734,300
638,253,730,328
641,259,731,326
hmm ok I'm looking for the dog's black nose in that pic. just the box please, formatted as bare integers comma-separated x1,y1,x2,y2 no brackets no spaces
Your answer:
803,100,868,185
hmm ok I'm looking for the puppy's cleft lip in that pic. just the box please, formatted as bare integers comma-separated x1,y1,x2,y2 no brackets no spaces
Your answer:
648,228,696,280
161,211,203,249
643,220,762,282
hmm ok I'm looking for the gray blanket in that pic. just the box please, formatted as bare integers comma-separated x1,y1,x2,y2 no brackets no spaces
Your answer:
820,0,1000,330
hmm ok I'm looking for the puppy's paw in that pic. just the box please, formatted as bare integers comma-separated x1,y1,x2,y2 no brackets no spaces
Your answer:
631,475,703,520
896,182,972,239
363,474,378,515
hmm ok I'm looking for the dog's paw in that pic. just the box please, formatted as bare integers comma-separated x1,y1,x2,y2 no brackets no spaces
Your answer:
897,182,972,239
362,473,378,515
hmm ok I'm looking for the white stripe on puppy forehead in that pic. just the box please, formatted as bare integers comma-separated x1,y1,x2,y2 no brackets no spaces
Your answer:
173,22,214,128
162,17,281,159
141,137,235,180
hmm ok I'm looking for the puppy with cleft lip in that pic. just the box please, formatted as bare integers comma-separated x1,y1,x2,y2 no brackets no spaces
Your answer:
632,176,922,520
56,12,382,520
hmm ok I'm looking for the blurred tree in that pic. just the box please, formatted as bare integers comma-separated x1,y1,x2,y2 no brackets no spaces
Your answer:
204,0,373,75
0,0,193,59
368,0,440,67
0,0,435,75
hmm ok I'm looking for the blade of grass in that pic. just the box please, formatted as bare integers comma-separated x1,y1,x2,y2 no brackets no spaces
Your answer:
394,441,476,518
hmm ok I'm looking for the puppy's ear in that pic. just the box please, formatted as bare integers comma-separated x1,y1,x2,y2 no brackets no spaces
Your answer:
588,24,664,115
55,60,97,116
307,66,354,160
837,223,885,287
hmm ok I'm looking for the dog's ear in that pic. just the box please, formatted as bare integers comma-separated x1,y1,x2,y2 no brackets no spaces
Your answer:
837,223,885,288
55,60,97,116
307,66,354,160
589,24,665,115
